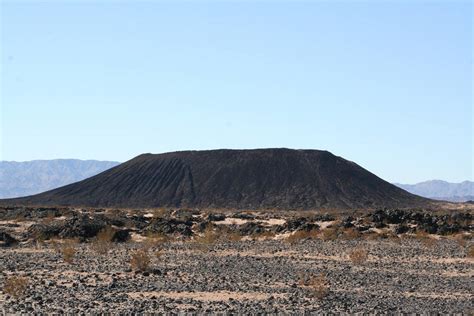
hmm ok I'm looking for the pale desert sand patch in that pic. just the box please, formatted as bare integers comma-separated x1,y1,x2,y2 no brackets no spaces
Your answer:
199,248,473,267
52,270,113,287
441,270,474,277
314,221,336,229
333,287,472,300
274,232,292,240
214,218,286,226
214,218,249,225
130,232,147,242
261,218,286,226
402,291,472,300
127,291,286,301
10,247,54,254
376,256,474,265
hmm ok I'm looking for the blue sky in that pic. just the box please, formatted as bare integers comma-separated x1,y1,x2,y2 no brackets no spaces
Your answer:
1,0,472,183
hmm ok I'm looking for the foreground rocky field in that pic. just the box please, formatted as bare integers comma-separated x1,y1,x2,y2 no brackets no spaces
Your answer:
1,206,473,313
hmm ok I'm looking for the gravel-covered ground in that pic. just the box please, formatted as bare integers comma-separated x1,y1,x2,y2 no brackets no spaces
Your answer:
1,237,472,314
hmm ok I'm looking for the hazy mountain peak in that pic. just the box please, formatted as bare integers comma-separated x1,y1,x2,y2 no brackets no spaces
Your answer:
0,159,120,198
394,180,473,202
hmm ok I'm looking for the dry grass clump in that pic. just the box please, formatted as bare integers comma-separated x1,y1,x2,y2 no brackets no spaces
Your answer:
130,248,151,272
321,227,339,241
467,245,474,258
452,233,471,248
220,230,242,242
12,214,28,223
251,230,276,241
3,276,29,298
152,208,169,218
364,231,396,241
194,226,218,251
286,229,320,244
91,226,115,255
144,232,170,249
60,239,79,264
342,228,361,240
299,273,329,299
32,232,48,249
348,247,368,264
422,237,438,248
40,212,56,225
414,230,437,248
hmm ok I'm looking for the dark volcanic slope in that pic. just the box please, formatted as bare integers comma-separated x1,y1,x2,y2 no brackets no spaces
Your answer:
1,149,430,209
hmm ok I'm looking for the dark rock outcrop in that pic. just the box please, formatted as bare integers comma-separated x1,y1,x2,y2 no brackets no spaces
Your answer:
0,231,18,247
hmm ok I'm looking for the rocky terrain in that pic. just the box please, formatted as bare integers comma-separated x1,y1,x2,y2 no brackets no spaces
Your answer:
0,149,430,209
1,206,472,313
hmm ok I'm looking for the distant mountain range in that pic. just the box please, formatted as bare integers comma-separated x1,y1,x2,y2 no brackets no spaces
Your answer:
0,159,120,198
394,180,474,202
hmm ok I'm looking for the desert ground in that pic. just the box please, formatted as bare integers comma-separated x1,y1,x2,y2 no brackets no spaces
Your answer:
1,206,472,313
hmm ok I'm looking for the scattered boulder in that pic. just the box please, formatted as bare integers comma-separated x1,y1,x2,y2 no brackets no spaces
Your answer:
232,213,255,220
208,213,226,222
394,225,410,235
144,218,193,236
314,214,336,222
196,221,213,232
284,218,309,231
299,223,319,231
111,229,131,242
341,216,355,228
28,223,64,240
0,231,18,247
437,224,460,236
59,214,106,240
239,222,265,235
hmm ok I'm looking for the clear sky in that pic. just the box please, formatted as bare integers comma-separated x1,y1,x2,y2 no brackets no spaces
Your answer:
1,0,472,183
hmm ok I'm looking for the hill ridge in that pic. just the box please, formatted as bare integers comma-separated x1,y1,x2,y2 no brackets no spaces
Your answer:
0,148,429,210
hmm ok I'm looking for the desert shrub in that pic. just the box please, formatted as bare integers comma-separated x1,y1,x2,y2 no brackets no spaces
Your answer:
220,230,242,242
452,233,471,248
13,214,28,222
349,247,368,264
342,228,361,240
299,273,329,299
152,208,169,219
3,276,29,298
414,230,437,248
251,230,276,241
363,232,379,241
155,249,164,259
61,239,79,264
145,232,169,248
130,248,151,272
286,229,319,244
50,239,61,253
321,227,339,241
40,213,55,225
194,226,218,251
466,245,474,258
422,237,437,248
33,232,48,249
91,226,116,255
364,230,398,242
